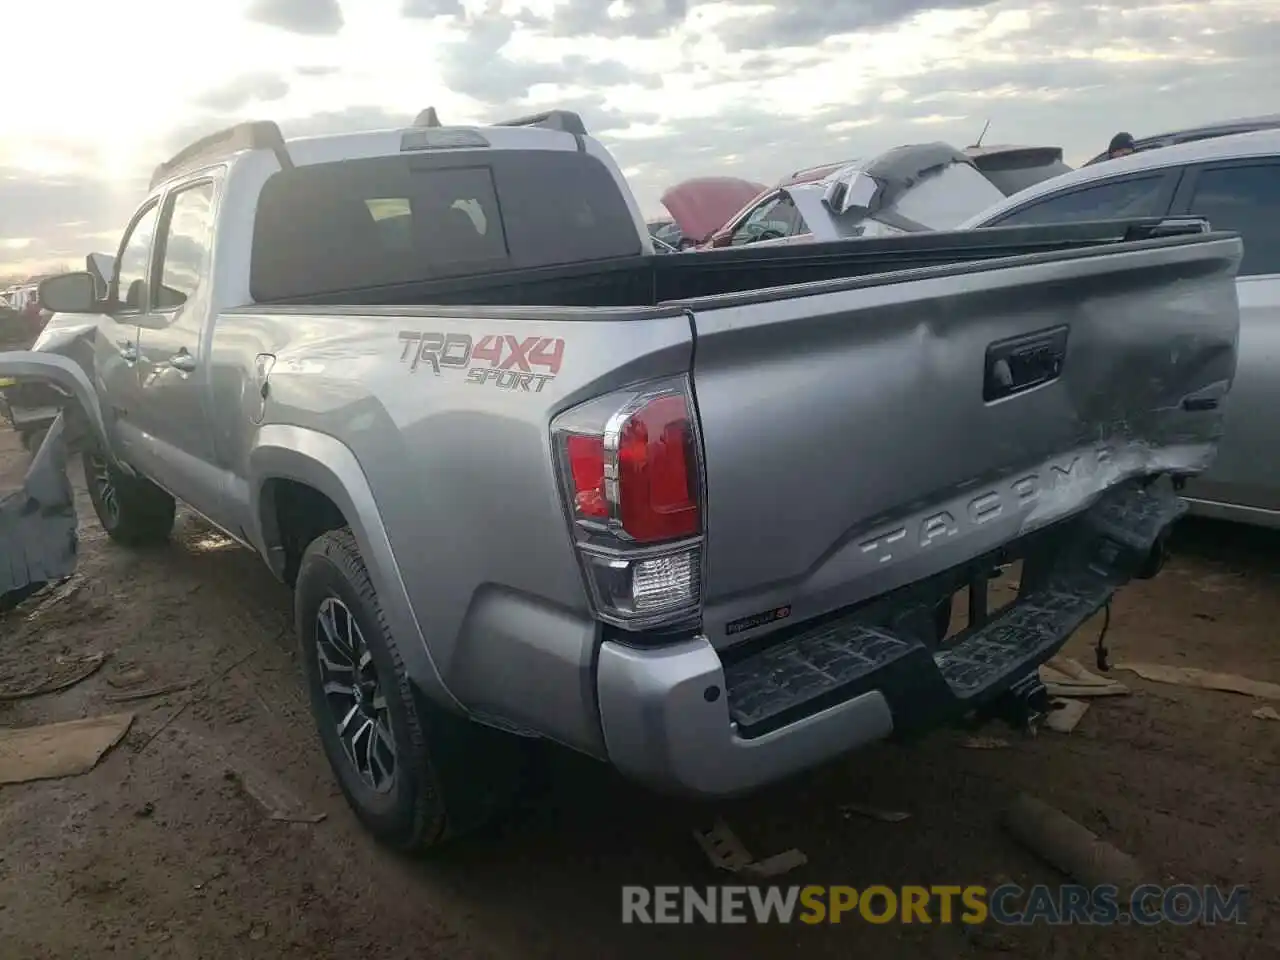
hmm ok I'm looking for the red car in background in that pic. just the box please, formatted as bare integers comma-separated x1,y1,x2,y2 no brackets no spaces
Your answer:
657,176,767,248
693,144,1072,250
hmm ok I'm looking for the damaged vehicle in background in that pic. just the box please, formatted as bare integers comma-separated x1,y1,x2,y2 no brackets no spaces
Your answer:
692,142,1069,249
657,175,766,248
963,143,1073,196
24,107,1239,854
646,218,686,253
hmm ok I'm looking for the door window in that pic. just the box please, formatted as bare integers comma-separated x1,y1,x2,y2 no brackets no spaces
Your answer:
113,202,161,312
991,175,1168,227
1185,163,1280,276
729,194,806,245
155,182,217,309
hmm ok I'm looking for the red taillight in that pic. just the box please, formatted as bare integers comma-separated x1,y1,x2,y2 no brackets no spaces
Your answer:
566,434,608,518
617,394,699,542
553,378,703,628
560,389,701,544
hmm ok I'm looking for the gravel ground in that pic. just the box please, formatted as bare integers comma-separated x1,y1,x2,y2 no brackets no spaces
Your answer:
0,424,1276,960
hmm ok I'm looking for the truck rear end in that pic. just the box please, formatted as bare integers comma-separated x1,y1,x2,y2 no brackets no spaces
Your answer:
215,111,1238,808
550,230,1239,796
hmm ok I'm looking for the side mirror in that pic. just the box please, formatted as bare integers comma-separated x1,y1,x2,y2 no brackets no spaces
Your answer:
38,272,99,314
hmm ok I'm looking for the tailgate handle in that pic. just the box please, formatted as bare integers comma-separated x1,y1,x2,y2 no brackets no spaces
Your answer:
983,325,1069,403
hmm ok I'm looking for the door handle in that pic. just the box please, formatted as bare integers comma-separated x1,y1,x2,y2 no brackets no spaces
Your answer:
118,341,137,363
169,351,197,373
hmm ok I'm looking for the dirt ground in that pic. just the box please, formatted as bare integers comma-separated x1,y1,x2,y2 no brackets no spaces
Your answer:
0,423,1276,960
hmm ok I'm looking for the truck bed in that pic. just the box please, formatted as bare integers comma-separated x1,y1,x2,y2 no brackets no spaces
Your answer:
254,218,1216,310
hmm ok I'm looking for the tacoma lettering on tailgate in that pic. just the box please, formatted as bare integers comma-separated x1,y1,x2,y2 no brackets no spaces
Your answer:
859,445,1115,565
397,331,565,392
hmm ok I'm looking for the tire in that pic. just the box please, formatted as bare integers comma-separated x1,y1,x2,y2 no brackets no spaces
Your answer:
82,451,175,546
295,528,527,853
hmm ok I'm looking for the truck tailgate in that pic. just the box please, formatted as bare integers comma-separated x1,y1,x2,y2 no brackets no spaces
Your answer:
686,233,1240,643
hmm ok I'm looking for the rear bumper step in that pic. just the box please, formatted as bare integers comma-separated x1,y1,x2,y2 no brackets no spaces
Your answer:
725,479,1182,738
595,479,1182,797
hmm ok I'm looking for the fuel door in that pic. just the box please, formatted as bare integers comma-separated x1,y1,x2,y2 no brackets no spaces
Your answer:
252,353,276,424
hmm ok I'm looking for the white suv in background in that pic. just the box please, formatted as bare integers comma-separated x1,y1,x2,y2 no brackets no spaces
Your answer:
960,129,1280,529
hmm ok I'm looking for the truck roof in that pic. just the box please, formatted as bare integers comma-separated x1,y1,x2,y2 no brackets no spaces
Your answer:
149,108,592,191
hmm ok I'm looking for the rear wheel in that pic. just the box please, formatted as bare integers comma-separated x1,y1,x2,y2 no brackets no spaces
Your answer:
82,452,175,546
295,528,528,853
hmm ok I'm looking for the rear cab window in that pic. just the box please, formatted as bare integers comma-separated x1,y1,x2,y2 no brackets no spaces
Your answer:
249,149,642,301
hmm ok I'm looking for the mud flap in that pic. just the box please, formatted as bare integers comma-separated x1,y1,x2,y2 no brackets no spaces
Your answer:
0,413,77,613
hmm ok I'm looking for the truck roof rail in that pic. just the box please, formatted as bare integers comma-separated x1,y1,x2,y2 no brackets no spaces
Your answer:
414,107,441,127
493,110,587,136
149,120,294,190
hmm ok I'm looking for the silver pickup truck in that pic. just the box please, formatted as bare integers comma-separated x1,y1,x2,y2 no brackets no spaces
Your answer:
7,108,1241,852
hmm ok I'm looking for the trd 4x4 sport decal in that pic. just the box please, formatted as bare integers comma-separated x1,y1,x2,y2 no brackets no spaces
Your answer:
397,331,565,392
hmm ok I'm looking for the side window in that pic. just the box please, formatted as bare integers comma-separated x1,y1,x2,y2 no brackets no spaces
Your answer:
730,195,804,245
113,202,161,311
729,196,779,245
155,182,217,309
993,175,1168,227
773,195,808,237
1185,163,1280,276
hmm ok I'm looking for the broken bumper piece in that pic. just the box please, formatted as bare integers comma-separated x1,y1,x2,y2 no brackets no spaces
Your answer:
595,479,1183,797
1,413,77,612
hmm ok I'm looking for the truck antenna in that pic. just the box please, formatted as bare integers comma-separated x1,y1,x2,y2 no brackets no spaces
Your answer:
972,118,991,149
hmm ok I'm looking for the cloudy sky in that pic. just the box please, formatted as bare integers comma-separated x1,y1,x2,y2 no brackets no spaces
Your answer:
2,0,1275,278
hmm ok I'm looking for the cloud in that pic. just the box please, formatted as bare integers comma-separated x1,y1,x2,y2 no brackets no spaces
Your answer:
435,17,660,102
712,0,1005,52
195,73,292,112
512,0,1003,46
245,0,344,35
4,0,1277,275
0,168,144,277
536,0,689,39
401,0,466,17
277,106,417,139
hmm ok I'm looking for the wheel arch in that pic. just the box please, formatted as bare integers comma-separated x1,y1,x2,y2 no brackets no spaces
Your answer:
249,424,462,713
